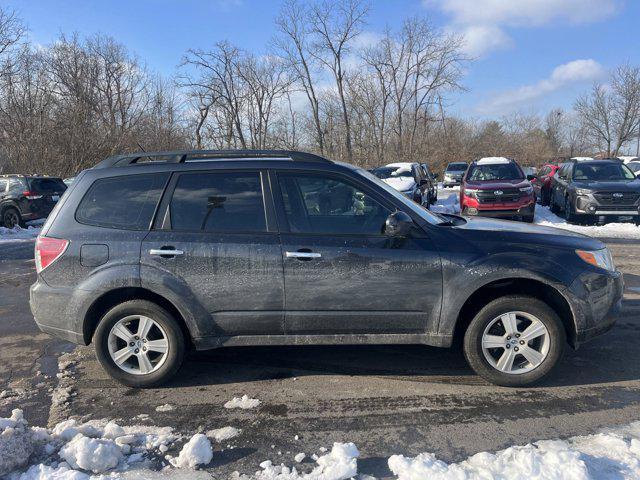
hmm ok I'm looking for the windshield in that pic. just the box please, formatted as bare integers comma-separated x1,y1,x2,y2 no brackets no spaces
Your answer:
467,163,523,181
355,168,446,225
371,166,413,179
573,163,636,181
446,163,467,172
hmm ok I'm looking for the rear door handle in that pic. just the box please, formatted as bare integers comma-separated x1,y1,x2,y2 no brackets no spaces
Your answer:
285,251,321,259
149,248,184,256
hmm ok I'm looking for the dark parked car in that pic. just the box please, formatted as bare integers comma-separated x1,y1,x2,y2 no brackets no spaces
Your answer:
550,159,640,224
442,162,468,187
0,175,67,228
460,157,536,222
31,150,622,388
531,163,560,206
419,163,438,206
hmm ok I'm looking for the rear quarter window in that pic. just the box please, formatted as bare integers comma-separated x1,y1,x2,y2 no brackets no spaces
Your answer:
76,173,169,230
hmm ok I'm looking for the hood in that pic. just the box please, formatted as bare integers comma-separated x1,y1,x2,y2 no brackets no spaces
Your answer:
464,179,529,190
572,179,640,192
382,177,416,192
447,215,603,250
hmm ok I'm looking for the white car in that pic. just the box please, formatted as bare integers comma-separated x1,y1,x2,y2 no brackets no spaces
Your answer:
371,162,422,202
627,161,640,177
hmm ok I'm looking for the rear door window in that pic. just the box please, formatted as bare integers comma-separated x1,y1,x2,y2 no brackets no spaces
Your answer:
168,172,266,232
29,178,67,192
76,173,169,230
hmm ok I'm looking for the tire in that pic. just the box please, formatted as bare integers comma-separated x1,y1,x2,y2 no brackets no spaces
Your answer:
2,207,23,228
463,295,565,387
523,214,534,223
540,188,550,207
564,197,577,223
549,191,560,214
94,300,186,388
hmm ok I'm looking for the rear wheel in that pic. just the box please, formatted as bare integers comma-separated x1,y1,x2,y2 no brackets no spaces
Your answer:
523,214,534,223
94,300,185,388
2,207,23,228
540,188,551,206
463,295,565,387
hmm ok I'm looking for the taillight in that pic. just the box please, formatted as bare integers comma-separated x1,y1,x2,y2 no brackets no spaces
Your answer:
35,236,69,273
22,190,43,200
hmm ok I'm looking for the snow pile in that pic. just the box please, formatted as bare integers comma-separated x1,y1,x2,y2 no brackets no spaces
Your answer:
0,225,41,243
58,435,123,473
0,409,33,476
431,193,461,214
156,404,175,412
169,434,213,469
535,205,639,239
206,426,240,442
389,423,640,480
238,442,359,480
224,395,261,410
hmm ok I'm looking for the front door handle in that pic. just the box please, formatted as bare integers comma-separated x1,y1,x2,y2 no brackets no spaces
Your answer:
285,251,321,259
149,248,184,256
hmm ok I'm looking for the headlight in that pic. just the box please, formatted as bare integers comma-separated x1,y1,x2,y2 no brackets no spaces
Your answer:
575,248,615,271
519,186,533,194
575,188,593,195
463,188,479,197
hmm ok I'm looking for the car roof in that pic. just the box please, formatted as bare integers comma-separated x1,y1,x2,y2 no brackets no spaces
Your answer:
474,157,512,165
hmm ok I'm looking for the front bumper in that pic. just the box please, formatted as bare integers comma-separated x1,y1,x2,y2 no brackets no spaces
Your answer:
462,202,535,219
567,268,624,347
573,192,640,216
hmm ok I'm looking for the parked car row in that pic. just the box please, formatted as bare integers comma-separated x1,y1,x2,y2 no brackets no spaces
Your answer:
0,174,67,228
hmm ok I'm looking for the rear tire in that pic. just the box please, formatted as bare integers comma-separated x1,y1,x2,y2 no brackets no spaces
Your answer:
540,188,550,206
94,300,185,388
463,295,565,387
2,207,23,228
523,214,534,223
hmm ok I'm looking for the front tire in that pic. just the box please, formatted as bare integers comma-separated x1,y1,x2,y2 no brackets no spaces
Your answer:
94,300,185,388
463,295,565,387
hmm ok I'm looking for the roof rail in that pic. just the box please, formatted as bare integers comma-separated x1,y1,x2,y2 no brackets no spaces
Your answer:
94,149,332,169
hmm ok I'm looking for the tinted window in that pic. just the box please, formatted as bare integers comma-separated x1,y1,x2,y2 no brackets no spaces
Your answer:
29,178,67,192
8,178,25,190
467,163,523,181
0,179,7,192
76,173,168,230
278,173,391,235
446,163,467,172
573,163,635,181
170,172,266,232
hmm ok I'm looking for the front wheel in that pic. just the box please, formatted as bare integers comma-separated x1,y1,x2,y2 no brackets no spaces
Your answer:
463,295,565,387
94,300,186,388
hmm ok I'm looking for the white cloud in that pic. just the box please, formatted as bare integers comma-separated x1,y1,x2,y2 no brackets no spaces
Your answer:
425,0,621,57
477,59,606,114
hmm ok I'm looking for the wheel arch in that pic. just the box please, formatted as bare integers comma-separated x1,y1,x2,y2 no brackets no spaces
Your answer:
452,277,577,348
83,287,193,348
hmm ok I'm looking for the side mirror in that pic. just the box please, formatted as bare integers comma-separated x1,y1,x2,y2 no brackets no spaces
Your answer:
384,211,413,237
526,174,536,181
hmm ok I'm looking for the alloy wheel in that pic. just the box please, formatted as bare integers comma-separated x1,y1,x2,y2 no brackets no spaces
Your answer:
107,315,169,375
4,210,19,228
481,311,550,374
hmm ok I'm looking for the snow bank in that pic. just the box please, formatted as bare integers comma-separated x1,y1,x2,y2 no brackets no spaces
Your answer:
431,192,461,214
535,205,639,239
170,434,213,469
0,409,33,476
224,395,261,410
0,225,41,243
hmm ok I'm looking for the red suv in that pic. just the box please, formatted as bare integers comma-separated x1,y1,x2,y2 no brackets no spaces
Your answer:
531,163,559,206
460,157,535,222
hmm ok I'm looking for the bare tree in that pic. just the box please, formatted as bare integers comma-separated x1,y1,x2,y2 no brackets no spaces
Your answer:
308,0,369,160
575,65,640,156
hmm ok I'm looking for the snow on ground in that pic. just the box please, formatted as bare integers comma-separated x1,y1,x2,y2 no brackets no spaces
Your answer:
3,406,640,479
224,395,261,410
0,225,41,243
432,187,639,239
206,426,240,442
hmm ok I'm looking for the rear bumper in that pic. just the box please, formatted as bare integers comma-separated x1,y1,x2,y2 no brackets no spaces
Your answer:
567,269,624,347
30,280,88,345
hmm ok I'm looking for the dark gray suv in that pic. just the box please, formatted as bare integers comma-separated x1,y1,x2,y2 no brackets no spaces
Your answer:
30,150,623,388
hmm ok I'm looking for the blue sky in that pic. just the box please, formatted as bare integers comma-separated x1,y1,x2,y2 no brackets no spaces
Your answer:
5,0,639,118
